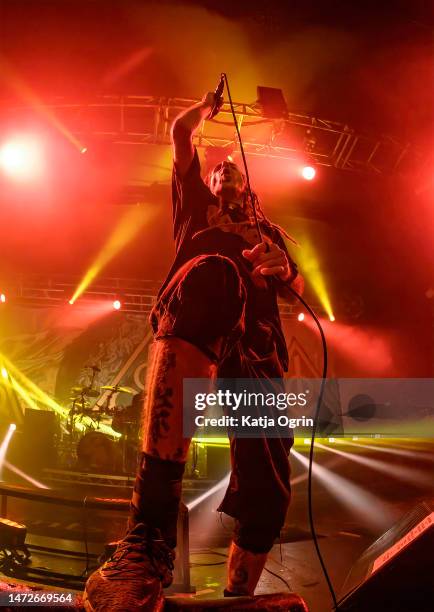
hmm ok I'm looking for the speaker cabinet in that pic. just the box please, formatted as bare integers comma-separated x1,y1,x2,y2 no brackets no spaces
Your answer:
339,500,434,611
19,409,58,472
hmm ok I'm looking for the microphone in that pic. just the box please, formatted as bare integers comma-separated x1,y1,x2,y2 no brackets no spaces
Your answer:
209,74,225,119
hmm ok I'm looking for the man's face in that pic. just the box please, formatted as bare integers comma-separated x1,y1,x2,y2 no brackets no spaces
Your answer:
208,160,245,199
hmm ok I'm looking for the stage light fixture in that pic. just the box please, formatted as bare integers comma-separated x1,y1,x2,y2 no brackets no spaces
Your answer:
80,147,88,154
0,293,6,303
257,86,288,119
1,367,8,379
297,312,305,322
113,299,121,310
301,165,316,181
329,314,336,322
0,517,28,550
0,137,44,181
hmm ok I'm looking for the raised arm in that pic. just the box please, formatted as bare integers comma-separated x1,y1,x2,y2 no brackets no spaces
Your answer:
171,92,220,177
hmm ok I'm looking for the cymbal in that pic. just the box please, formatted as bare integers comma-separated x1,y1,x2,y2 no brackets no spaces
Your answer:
71,386,99,398
101,385,135,394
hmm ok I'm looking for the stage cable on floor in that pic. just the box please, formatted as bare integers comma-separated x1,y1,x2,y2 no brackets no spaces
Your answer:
219,73,339,610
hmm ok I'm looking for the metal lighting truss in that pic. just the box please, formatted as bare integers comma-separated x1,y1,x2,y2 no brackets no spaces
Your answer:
2,95,419,176
3,274,324,319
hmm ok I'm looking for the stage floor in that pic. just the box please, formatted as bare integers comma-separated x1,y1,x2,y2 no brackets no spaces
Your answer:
1,438,433,611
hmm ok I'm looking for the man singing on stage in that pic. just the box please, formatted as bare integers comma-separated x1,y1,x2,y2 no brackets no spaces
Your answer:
84,89,303,611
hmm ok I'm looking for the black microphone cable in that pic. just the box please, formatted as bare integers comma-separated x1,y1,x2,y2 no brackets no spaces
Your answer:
287,286,339,611
219,72,339,611
221,73,263,242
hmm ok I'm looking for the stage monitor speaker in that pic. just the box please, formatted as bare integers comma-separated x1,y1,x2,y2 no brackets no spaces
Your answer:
338,500,434,612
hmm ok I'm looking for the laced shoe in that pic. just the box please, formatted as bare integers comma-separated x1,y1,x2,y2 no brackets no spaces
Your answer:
83,523,174,612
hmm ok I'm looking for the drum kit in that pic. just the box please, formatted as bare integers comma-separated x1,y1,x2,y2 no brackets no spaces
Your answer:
62,366,141,474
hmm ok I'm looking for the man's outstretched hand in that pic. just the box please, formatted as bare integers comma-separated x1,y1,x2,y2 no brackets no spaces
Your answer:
242,242,291,281
202,91,224,119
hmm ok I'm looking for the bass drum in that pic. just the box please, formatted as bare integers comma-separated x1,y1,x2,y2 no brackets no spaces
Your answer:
77,431,121,473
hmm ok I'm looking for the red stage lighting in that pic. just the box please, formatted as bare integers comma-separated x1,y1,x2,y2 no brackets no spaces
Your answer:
301,165,316,181
297,312,305,321
113,299,121,310
0,137,44,181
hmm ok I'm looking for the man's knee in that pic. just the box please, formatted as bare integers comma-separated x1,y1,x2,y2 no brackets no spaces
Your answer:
156,254,246,344
179,255,245,311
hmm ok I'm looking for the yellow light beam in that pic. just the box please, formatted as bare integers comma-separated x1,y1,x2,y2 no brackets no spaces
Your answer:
1,354,68,417
0,55,85,152
0,354,120,438
289,235,334,320
10,377,41,411
70,205,155,304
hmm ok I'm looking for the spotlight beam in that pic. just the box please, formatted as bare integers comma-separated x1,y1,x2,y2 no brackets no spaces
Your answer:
0,425,16,479
337,439,434,463
69,206,154,304
10,377,41,411
290,456,342,486
292,236,334,321
291,449,395,530
1,354,120,438
0,55,85,152
3,460,50,489
187,474,230,511
315,442,433,489
1,354,69,418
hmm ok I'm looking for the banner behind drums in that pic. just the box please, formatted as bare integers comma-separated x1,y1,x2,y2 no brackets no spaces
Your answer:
0,305,153,426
